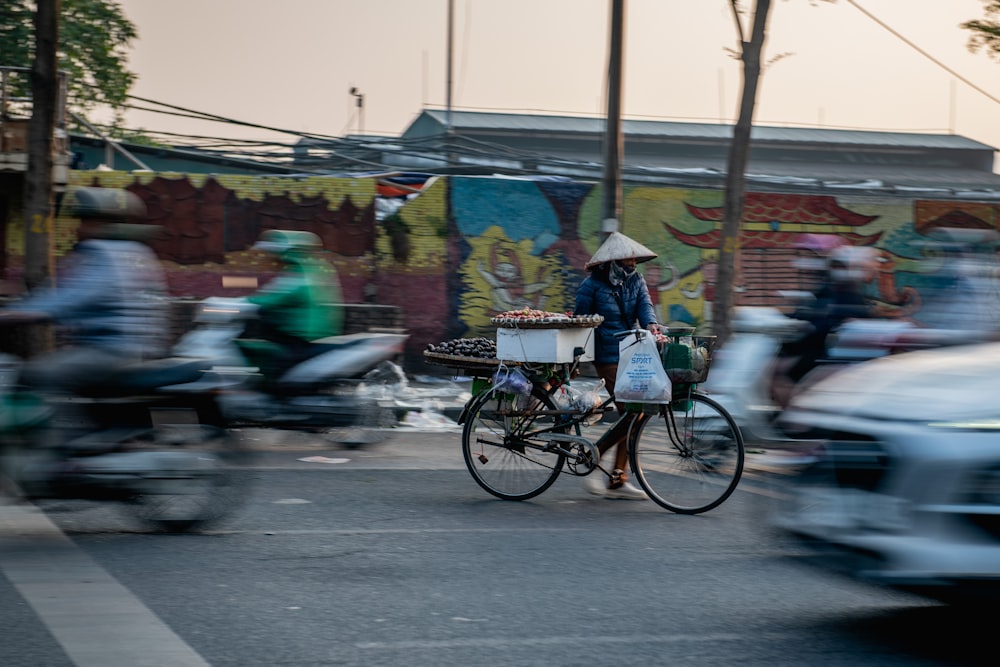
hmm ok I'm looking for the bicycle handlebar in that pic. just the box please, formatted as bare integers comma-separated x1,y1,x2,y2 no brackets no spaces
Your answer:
612,328,649,340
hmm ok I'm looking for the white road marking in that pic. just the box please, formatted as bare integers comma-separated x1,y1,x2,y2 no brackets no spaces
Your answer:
355,631,795,650
0,503,209,667
210,526,586,536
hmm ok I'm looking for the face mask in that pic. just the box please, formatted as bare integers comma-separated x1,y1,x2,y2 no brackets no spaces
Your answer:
613,260,636,277
608,261,628,286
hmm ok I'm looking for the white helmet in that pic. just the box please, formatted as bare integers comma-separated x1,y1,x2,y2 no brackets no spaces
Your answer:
828,246,877,283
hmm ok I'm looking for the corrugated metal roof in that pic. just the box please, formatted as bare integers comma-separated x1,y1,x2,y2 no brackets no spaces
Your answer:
414,109,994,151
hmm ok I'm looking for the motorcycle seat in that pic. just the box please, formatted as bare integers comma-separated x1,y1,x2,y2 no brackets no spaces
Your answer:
79,357,212,396
300,335,370,359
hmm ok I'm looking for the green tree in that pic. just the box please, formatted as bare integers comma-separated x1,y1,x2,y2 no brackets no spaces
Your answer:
963,1,1000,58
0,0,136,126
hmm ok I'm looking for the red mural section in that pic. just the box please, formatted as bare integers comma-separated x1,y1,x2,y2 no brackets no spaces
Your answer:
53,173,449,367
680,193,883,248
914,200,998,234
124,176,376,265
673,193,885,308
84,176,381,302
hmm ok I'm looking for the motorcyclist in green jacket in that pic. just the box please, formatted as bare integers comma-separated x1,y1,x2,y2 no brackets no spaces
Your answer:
245,229,343,385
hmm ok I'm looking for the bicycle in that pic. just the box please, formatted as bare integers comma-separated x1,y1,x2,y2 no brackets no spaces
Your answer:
453,328,745,515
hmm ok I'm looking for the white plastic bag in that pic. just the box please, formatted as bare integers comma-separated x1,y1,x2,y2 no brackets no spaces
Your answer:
614,331,672,403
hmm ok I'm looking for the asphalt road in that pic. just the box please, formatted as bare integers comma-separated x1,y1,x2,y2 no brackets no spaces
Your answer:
0,429,992,667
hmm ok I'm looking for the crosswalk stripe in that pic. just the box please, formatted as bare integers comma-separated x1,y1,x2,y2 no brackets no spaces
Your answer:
0,503,209,667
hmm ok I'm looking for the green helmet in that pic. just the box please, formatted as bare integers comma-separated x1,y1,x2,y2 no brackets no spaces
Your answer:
254,229,323,257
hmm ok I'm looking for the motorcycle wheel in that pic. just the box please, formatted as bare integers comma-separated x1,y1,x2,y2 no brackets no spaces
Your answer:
121,423,253,533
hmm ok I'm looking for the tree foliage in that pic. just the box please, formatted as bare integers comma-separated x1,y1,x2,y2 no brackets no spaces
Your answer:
0,0,137,124
963,0,1000,59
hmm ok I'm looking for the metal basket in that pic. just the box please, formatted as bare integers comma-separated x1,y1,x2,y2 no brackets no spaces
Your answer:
658,332,716,384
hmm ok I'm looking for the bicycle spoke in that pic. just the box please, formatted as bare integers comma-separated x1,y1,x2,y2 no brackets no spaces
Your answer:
629,393,744,514
462,388,566,500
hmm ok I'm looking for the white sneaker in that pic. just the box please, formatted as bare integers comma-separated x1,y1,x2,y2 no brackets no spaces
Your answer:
582,474,607,496
605,481,648,501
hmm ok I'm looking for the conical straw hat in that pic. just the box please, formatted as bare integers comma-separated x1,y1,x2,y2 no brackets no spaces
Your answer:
585,231,658,269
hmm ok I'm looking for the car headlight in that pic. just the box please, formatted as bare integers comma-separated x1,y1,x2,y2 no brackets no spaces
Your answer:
928,419,1000,431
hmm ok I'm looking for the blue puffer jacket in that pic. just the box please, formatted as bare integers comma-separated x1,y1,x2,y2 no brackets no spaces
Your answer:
575,270,658,364
13,239,169,359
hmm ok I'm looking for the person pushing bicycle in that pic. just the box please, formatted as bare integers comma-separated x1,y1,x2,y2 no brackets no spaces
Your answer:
574,232,661,500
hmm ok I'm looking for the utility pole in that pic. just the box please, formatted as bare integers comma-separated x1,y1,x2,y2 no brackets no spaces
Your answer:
19,0,60,359
350,87,365,135
446,0,454,135
600,0,625,241
24,0,60,292
445,0,455,169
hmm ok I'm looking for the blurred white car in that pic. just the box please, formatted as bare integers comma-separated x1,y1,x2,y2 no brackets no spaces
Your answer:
771,341,1000,604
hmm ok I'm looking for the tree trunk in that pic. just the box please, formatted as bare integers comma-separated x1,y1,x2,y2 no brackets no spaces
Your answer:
21,0,60,356
712,0,771,344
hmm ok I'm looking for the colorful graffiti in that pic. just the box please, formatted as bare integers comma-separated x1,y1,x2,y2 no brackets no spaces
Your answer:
3,170,998,369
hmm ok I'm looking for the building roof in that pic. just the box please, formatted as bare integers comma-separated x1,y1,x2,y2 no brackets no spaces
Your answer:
407,109,995,152
394,109,1000,197
70,134,302,175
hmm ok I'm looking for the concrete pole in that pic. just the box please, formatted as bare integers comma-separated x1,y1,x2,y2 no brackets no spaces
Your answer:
601,0,625,241
446,0,454,137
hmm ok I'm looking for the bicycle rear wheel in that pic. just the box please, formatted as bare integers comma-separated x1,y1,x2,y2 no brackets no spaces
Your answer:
628,392,744,514
461,387,566,500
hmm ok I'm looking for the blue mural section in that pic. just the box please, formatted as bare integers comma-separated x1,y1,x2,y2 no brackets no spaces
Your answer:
451,177,563,250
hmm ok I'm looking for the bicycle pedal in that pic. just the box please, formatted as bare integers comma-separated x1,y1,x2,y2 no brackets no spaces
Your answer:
478,454,489,464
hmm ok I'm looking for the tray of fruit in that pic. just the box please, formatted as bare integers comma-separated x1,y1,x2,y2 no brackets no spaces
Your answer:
490,309,604,329
423,337,518,370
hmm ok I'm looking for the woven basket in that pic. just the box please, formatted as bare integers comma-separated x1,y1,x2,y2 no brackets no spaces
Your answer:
490,315,603,329
423,350,516,372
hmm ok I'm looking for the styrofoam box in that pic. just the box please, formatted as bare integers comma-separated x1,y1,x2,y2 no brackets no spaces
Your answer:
495,327,595,363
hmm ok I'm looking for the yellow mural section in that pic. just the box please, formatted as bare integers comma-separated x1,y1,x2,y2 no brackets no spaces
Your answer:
93,171,379,204
626,187,723,327
458,225,570,335
575,185,724,327
374,177,447,271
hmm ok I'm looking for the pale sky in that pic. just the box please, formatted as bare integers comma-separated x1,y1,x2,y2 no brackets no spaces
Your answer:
114,0,1000,161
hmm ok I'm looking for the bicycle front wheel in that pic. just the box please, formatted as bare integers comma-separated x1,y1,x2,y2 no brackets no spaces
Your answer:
629,393,744,514
461,387,566,500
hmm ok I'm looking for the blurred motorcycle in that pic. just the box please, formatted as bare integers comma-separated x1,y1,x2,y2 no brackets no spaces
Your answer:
173,297,409,446
0,352,251,533
702,303,915,445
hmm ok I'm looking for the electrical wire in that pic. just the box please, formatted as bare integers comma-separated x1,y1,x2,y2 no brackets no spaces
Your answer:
846,0,1000,110
71,0,1000,179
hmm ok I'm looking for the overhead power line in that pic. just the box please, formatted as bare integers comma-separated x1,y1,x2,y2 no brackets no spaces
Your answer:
75,3,1000,176
847,0,1000,110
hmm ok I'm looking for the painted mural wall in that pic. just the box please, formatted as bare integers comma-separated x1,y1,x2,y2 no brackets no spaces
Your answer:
3,170,997,369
